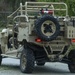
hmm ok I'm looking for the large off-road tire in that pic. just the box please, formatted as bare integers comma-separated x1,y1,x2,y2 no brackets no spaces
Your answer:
68,50,75,73
0,46,2,65
20,47,35,73
35,15,60,41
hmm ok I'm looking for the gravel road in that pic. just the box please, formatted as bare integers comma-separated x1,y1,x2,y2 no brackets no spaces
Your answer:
0,58,75,75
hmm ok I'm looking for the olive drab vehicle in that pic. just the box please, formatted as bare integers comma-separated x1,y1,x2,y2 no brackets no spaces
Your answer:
0,2,75,73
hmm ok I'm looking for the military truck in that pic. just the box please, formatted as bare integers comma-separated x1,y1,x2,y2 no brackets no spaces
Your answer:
0,2,75,73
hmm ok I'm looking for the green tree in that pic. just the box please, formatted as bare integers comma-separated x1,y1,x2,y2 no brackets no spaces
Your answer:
4,0,36,11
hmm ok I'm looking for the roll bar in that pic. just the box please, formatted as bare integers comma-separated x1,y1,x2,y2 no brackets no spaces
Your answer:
7,2,68,22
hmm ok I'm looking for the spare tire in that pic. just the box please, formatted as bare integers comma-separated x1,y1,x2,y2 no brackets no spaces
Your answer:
35,15,60,41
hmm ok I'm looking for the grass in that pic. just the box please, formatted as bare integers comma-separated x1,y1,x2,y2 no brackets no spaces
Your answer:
0,65,19,70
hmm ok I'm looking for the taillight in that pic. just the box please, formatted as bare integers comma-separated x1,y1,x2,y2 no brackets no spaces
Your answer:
35,38,42,42
71,39,75,42
41,10,53,14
